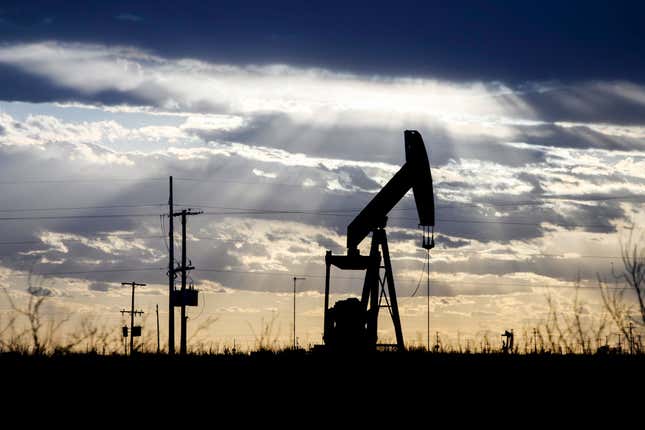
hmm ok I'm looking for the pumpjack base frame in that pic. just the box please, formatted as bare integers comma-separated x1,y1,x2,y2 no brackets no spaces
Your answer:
323,227,405,351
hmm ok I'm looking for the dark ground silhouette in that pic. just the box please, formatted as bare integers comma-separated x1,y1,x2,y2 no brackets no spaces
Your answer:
2,351,643,413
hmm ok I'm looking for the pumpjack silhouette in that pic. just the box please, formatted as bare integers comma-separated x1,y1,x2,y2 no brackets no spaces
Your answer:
323,130,435,351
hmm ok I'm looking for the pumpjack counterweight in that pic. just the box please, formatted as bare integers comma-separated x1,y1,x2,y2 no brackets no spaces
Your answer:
323,130,435,352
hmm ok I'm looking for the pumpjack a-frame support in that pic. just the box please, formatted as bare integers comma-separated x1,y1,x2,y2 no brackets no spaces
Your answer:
324,222,404,351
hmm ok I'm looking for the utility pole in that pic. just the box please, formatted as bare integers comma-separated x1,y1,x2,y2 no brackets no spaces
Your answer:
121,281,146,355
156,304,160,354
168,176,175,354
173,208,202,355
293,276,305,349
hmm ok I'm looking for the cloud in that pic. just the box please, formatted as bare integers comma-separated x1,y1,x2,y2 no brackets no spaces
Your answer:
252,168,277,179
0,42,641,316
88,282,111,292
0,42,521,122
1,27,643,344
115,14,143,23
510,83,645,126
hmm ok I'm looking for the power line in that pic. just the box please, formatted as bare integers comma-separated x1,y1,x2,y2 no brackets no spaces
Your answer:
0,177,166,185
0,232,626,260
0,224,627,261
0,213,160,221
435,218,611,229
0,209,619,231
8,267,165,277
194,210,616,229
432,249,623,260
4,175,643,208
3,264,628,292
0,208,617,229
174,202,620,229
0,237,627,260
173,176,331,190
0,203,165,213
0,234,164,246
195,268,625,290
173,178,645,205
178,194,644,214
0,193,635,216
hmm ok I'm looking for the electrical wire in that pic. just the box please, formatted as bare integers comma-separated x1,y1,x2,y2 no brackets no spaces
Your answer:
3,175,642,205
3,263,629,292
0,208,619,230
188,281,206,321
0,234,165,246
0,177,166,185
410,254,428,298
0,232,627,260
159,214,170,253
9,267,165,277
0,203,166,213
0,213,160,221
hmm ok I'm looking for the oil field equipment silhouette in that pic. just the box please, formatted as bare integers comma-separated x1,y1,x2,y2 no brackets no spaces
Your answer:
323,130,435,351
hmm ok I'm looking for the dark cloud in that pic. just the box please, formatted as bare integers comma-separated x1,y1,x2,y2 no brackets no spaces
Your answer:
115,13,142,22
313,234,342,252
332,166,380,191
435,235,469,249
287,245,308,253
88,282,111,292
0,1,644,83
0,64,83,104
208,113,406,164
430,254,614,284
0,64,156,106
509,84,645,126
434,195,623,243
515,172,545,194
512,123,645,151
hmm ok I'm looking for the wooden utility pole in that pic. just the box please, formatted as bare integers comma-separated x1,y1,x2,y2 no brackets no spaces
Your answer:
168,176,175,354
121,281,146,355
156,304,160,353
173,208,202,355
293,277,305,349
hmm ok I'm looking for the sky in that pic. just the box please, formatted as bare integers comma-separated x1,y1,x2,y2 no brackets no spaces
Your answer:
1,1,644,351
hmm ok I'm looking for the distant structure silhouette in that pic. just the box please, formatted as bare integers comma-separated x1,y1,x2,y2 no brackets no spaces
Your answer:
120,281,145,355
502,330,514,353
172,208,202,355
323,130,435,352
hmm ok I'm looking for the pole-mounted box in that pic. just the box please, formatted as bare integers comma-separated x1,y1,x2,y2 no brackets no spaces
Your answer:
171,289,199,307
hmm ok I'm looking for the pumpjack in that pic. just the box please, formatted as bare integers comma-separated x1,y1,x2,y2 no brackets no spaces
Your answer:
323,130,435,351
